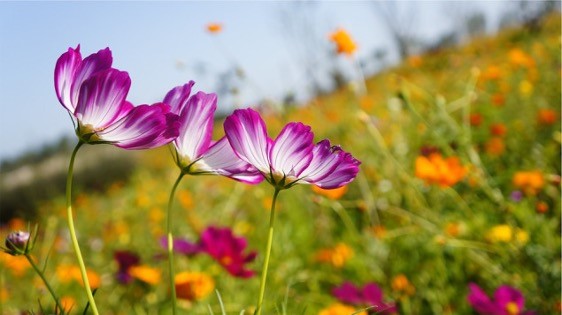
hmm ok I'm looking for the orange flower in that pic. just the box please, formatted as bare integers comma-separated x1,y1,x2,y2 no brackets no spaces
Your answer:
391,274,415,295
537,109,557,125
408,55,423,68
485,137,505,156
312,185,348,200
490,123,507,137
470,113,483,126
491,93,505,107
509,48,535,68
175,271,215,301
0,254,29,276
314,243,353,268
536,201,549,213
60,296,76,311
512,170,544,196
415,153,468,187
128,265,161,285
206,23,222,34
481,65,502,81
56,264,101,289
329,28,357,56
318,303,367,315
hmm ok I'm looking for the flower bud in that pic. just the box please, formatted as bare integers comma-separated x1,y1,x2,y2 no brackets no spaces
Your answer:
5,231,30,255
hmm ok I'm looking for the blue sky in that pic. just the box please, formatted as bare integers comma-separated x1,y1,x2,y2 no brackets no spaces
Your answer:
0,1,506,161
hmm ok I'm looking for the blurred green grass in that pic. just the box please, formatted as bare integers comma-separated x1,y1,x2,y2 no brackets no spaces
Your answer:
1,12,560,315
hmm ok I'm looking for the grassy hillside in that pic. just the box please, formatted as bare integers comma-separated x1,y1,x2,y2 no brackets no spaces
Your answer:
1,13,560,314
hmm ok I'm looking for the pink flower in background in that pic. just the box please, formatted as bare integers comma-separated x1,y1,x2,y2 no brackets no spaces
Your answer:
332,281,397,314
55,45,179,149
467,283,536,315
198,226,257,278
163,82,262,183
160,226,257,278
224,108,360,190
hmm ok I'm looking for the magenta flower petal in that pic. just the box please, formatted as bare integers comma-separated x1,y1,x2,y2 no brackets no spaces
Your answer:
494,285,525,313
224,108,271,174
174,91,217,162
467,283,502,314
55,45,83,113
199,226,256,278
299,140,343,182
98,103,178,149
75,69,131,129
269,122,314,178
159,236,201,255
70,47,113,110
163,81,195,115
312,149,361,189
200,137,264,184
332,281,363,304
363,282,384,306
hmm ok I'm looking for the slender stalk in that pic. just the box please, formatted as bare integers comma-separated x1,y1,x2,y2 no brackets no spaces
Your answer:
167,172,185,314
65,141,99,314
25,254,64,313
255,188,281,315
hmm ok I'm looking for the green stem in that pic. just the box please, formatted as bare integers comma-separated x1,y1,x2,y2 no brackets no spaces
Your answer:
255,188,281,315
167,172,185,314
66,141,99,315
25,254,64,313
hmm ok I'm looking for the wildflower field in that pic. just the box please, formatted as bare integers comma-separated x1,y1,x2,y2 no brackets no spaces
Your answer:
1,12,560,315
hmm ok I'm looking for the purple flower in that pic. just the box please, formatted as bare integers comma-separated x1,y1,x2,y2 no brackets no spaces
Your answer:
55,45,179,149
332,281,397,314
163,83,263,183
4,231,31,255
510,191,523,203
199,226,257,278
224,108,360,189
159,236,200,255
467,283,536,315
114,250,140,284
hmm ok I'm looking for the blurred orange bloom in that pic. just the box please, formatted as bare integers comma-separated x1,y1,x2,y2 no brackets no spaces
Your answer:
391,274,415,295
490,123,507,137
60,296,76,311
56,264,101,289
537,109,557,125
512,170,544,195
206,23,222,33
415,153,468,187
470,113,483,126
314,243,353,268
491,93,505,107
485,137,505,156
175,271,215,301
329,28,357,56
509,48,535,68
312,185,348,200
0,254,29,276
318,303,367,315
536,201,549,213
128,265,161,285
481,65,503,81
408,55,423,68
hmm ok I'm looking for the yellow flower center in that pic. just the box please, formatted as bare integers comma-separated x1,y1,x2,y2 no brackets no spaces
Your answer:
505,302,520,315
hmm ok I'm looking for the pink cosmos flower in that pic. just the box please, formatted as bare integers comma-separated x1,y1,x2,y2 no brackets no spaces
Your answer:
224,108,360,189
467,283,536,315
332,281,397,314
55,45,179,149
163,82,262,183
160,226,257,278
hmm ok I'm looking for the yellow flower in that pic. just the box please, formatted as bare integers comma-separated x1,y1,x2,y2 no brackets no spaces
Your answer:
486,225,512,243
512,170,544,196
175,271,215,301
318,303,367,315
312,185,348,200
314,243,353,268
329,28,357,56
128,265,161,285
519,80,533,96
